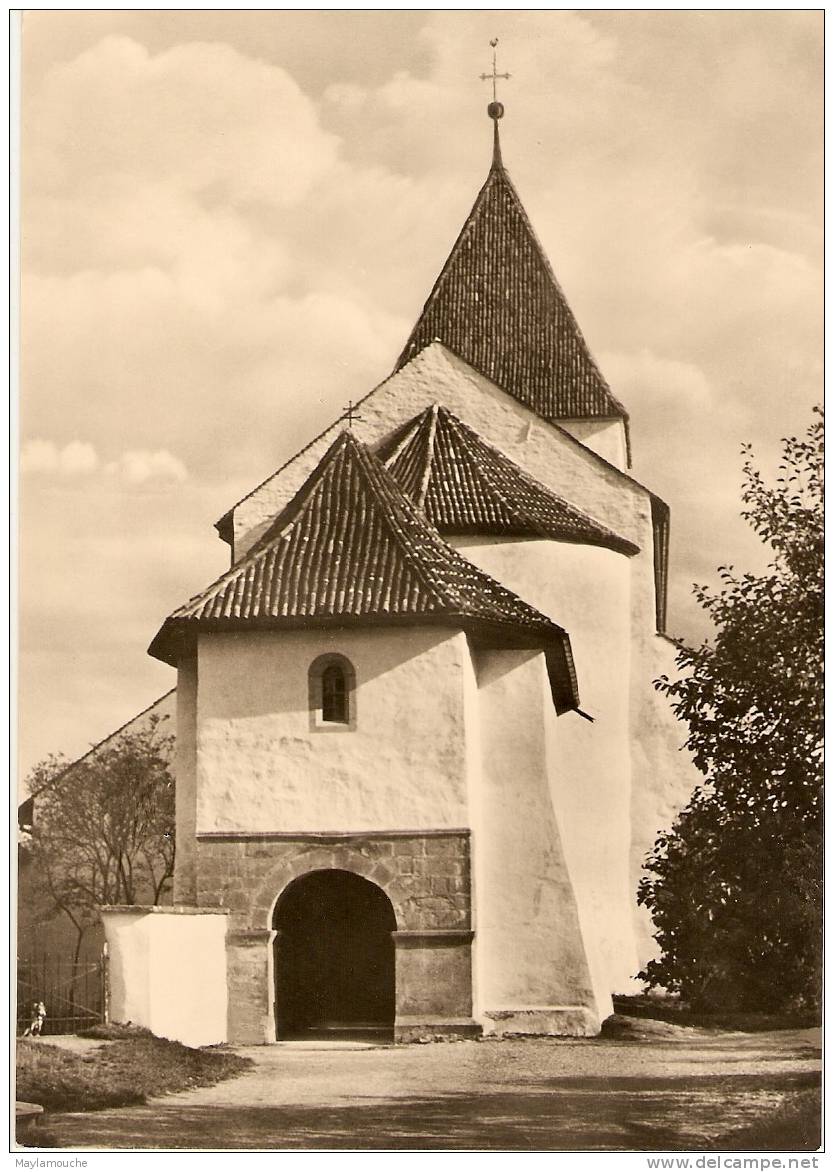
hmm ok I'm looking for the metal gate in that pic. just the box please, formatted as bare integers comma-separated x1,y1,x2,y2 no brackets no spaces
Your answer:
17,950,108,1035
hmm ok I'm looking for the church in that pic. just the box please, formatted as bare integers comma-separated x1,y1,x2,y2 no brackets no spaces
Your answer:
102,95,700,1047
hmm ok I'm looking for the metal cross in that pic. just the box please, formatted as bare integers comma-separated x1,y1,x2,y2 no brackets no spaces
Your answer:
341,400,363,428
479,37,510,103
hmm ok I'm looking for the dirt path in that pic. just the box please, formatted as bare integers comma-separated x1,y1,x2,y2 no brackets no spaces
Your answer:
34,1028,821,1151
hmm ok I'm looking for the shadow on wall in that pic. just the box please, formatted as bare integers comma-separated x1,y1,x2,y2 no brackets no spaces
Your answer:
201,628,459,722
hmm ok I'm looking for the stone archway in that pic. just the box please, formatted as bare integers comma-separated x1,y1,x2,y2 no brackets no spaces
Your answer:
272,868,397,1039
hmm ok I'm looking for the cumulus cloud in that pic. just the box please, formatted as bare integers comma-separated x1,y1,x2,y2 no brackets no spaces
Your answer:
25,36,339,207
21,439,187,486
105,449,188,485
22,439,99,475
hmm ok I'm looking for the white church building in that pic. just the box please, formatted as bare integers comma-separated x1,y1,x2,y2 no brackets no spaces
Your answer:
102,103,700,1047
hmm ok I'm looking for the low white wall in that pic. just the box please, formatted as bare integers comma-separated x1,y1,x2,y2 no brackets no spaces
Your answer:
102,907,229,1048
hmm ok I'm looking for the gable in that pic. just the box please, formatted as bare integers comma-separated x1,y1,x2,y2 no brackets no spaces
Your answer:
224,343,652,565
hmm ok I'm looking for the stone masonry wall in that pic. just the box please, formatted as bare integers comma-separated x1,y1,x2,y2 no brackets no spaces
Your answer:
195,831,470,931
194,830,472,1043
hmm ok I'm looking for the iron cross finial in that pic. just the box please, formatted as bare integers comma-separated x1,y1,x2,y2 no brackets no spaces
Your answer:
341,400,363,429
479,37,511,104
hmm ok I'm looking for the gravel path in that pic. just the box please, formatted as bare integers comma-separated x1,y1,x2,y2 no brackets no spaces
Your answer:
33,1027,821,1152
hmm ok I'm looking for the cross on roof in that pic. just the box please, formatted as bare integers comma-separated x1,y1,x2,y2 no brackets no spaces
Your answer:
480,37,510,104
341,400,363,428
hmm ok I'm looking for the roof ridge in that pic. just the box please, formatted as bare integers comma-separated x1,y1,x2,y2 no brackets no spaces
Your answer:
214,377,386,541
380,414,423,472
180,433,362,619
205,432,454,620
348,438,468,612
415,402,439,510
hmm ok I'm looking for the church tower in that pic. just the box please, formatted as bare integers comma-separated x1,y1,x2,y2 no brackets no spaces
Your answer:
103,75,701,1048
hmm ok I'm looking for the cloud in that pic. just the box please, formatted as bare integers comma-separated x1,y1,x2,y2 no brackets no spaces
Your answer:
22,439,188,486
105,449,188,486
25,36,339,207
22,439,99,475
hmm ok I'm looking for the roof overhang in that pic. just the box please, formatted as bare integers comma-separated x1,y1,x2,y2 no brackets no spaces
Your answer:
149,612,579,714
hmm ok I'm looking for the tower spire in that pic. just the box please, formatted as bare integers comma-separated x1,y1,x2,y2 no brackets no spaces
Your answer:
480,38,510,167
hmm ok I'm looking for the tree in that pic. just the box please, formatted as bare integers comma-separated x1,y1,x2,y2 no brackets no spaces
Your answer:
20,715,176,962
638,408,823,1012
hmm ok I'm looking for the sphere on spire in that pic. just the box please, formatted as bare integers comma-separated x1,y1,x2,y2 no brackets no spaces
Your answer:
487,101,504,120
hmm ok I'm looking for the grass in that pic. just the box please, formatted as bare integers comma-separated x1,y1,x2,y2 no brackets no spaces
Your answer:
78,1022,154,1040
713,1087,822,1151
17,1033,253,1113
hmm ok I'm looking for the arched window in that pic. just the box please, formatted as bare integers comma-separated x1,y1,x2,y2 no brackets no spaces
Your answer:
309,654,356,730
321,663,348,723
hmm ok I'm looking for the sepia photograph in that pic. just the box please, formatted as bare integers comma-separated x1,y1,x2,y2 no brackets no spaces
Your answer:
14,8,822,1155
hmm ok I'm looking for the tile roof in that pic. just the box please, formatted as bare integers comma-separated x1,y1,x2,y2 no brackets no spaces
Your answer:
379,404,638,556
150,431,579,711
395,153,627,424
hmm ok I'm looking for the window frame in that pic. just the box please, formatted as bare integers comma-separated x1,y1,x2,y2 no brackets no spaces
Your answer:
308,653,357,732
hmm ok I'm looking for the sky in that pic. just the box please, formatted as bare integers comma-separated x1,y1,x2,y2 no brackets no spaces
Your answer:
18,10,822,777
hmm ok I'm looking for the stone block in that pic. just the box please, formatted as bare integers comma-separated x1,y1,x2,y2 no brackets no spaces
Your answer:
424,836,466,858
394,1018,482,1043
481,1007,600,1038
394,933,474,1018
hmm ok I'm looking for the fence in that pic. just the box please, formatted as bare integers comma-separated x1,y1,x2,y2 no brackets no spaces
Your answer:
17,950,108,1035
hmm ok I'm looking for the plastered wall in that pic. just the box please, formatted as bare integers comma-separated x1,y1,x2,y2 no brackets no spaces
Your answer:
174,660,198,903
454,537,639,997
471,648,600,1035
194,627,472,833
102,907,229,1048
559,417,627,471
629,634,703,965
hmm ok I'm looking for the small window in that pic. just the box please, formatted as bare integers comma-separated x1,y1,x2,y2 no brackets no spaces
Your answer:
309,654,356,731
321,663,348,723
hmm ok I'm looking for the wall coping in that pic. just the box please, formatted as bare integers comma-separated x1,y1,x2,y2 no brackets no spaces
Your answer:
101,905,231,916
392,929,474,942
196,828,471,842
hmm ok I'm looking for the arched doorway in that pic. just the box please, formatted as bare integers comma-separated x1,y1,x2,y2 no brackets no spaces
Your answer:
273,869,396,1040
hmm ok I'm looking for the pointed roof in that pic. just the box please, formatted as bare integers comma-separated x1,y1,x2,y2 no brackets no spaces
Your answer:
379,404,638,556
150,431,579,711
396,138,626,425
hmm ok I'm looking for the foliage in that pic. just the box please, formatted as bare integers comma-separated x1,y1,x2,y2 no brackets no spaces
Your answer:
639,409,823,1012
21,715,176,958
16,1033,252,1113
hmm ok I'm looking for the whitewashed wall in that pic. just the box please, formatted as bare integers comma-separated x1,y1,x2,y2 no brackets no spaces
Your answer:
194,627,472,833
102,907,229,1048
471,648,601,1035
454,537,639,998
